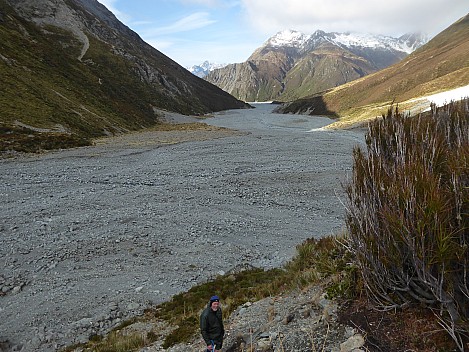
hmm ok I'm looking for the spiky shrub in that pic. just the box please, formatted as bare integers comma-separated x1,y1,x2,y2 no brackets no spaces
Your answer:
345,100,469,350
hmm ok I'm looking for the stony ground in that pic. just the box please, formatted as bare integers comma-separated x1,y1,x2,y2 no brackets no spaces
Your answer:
135,283,367,352
0,105,365,351
133,284,366,352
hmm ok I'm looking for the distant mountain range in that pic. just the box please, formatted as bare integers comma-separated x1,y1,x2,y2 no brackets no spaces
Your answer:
0,0,247,149
274,13,469,128
187,61,227,78
205,29,427,102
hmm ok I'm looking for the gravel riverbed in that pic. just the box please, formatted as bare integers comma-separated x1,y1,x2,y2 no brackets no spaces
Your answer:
0,104,365,351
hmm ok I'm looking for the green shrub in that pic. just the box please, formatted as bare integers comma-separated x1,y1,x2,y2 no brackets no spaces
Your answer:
345,100,469,350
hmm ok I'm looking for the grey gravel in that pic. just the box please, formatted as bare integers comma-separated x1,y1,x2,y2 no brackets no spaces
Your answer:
0,104,365,351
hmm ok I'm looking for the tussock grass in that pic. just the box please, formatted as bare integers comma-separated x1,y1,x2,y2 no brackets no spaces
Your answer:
91,332,145,352
286,236,357,299
345,100,469,350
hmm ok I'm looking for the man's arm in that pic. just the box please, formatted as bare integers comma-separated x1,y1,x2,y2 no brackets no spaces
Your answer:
218,308,225,337
200,310,210,344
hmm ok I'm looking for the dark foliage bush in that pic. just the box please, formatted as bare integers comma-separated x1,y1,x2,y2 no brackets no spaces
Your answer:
0,125,90,154
345,100,469,350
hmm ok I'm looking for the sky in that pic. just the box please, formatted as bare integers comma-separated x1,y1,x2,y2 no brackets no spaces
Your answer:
96,0,468,68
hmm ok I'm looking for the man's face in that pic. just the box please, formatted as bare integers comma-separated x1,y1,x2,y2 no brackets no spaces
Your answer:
211,301,219,311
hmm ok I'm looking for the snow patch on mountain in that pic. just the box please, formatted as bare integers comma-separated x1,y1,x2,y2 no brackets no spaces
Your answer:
409,84,469,108
330,32,425,54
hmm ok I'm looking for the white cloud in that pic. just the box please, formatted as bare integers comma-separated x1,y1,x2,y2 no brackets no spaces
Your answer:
96,0,129,23
240,0,469,37
179,0,221,5
179,0,240,8
143,12,217,36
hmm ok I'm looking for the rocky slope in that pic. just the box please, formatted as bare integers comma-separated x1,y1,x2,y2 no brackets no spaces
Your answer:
205,29,426,102
0,0,248,147
139,286,366,352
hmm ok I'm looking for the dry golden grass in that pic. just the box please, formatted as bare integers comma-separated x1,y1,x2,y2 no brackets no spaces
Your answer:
92,122,244,148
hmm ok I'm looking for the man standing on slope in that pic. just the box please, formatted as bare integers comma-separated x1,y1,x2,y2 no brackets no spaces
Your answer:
200,295,225,351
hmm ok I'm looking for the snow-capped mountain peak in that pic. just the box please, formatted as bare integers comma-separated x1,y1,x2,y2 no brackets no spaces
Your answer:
328,32,427,54
397,32,428,53
266,29,311,48
187,61,226,78
262,29,427,54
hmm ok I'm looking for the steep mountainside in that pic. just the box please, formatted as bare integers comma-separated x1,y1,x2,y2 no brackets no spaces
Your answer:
0,0,247,149
205,29,425,102
275,13,469,128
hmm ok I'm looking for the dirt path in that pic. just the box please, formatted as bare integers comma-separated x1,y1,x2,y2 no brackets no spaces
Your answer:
0,105,365,351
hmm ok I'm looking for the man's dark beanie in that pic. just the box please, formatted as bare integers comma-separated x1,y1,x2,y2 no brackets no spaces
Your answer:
210,295,220,304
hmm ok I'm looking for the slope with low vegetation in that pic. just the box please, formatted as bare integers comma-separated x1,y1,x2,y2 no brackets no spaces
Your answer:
276,13,469,128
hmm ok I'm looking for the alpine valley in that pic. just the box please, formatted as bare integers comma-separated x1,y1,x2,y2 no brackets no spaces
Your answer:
204,29,427,102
